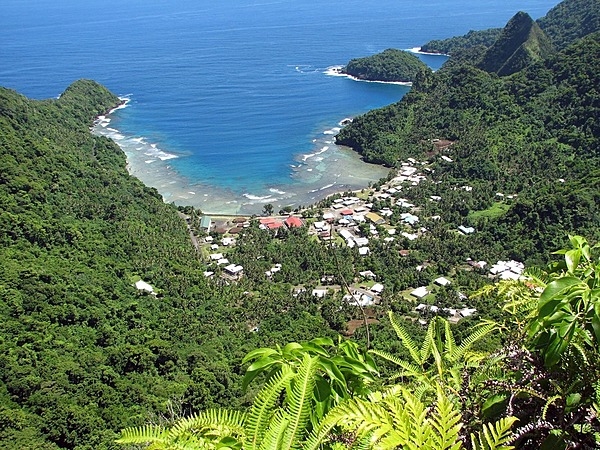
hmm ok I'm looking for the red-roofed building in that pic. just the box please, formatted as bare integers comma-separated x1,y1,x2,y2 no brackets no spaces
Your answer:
260,217,277,225
340,209,354,216
267,221,284,230
284,216,303,228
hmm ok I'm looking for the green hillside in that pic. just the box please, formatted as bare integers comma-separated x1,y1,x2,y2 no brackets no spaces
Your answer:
420,0,600,57
477,11,554,76
342,48,428,83
0,80,346,449
336,32,600,252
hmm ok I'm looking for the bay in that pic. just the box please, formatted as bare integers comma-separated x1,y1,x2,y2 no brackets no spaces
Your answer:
0,0,559,214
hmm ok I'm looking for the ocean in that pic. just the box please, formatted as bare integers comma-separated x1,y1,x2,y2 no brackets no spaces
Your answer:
1,0,559,214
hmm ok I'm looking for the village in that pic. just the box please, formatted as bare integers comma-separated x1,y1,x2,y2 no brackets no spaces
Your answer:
168,150,526,327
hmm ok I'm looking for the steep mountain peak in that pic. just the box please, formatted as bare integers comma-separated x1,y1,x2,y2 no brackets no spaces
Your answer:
478,11,554,76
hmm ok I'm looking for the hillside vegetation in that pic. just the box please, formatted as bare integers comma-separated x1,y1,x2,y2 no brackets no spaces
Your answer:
0,80,350,449
342,48,428,83
2,0,600,448
420,0,600,56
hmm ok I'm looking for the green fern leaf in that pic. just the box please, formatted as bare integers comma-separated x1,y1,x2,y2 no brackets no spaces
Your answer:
116,424,167,445
280,354,319,450
246,365,295,449
388,311,424,366
470,416,518,450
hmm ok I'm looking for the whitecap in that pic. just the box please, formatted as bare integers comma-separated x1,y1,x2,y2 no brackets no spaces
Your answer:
270,188,286,195
406,47,449,56
323,128,341,135
145,159,156,164
319,183,335,190
243,193,274,201
324,65,346,77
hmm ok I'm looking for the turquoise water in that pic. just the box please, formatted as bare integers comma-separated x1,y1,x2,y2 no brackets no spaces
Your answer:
0,0,559,213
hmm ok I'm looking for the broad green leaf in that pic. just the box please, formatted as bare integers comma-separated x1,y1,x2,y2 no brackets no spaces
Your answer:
243,348,279,364
301,342,330,358
565,249,581,274
539,277,581,310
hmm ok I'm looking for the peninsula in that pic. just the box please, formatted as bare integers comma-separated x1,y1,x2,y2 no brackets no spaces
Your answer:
341,48,428,83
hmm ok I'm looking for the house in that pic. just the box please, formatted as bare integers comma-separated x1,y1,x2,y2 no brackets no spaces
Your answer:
199,216,212,231
441,155,453,162
340,208,354,216
217,258,230,265
402,232,418,241
284,216,303,228
312,288,328,298
365,212,385,225
322,212,335,222
371,283,384,294
344,293,375,307
401,213,419,225
267,221,284,230
359,270,376,279
434,277,451,287
204,236,214,243
222,237,236,246
203,271,214,278
459,307,477,318
354,237,369,247
458,225,475,235
339,229,354,241
416,303,439,313
210,253,224,261
135,280,154,293
224,264,244,277
358,247,370,256
410,286,429,299
313,221,329,231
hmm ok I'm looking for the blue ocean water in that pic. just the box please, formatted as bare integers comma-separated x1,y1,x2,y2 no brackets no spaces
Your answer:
1,0,559,214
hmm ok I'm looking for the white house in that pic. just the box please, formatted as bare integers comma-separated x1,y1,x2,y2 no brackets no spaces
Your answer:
411,286,429,299
435,277,451,287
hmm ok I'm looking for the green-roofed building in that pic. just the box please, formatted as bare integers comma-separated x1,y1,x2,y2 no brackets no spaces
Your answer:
200,216,212,231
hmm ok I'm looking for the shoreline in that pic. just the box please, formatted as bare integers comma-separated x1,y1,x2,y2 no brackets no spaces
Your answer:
324,65,413,86
92,101,390,216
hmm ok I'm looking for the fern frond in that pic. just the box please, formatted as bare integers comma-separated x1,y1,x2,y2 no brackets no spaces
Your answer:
246,365,295,449
429,387,462,450
388,311,423,366
470,416,518,450
523,266,549,287
369,349,424,379
443,319,457,361
304,397,392,450
116,424,167,445
451,322,496,364
280,354,319,450
259,411,289,450
542,395,561,420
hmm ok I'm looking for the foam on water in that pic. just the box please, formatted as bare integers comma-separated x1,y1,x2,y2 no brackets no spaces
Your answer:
324,66,413,86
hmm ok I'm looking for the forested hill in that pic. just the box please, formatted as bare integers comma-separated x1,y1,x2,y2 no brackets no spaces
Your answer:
0,80,342,449
420,0,600,55
336,31,600,253
476,11,554,76
342,48,428,83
